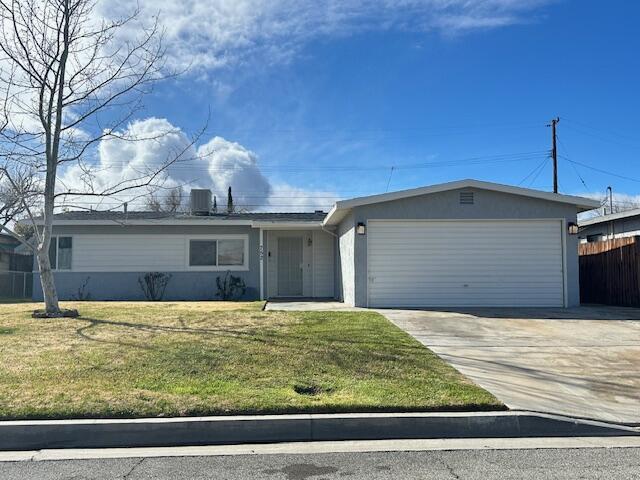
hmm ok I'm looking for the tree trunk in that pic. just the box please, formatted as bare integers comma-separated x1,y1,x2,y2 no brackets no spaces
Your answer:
36,244,60,314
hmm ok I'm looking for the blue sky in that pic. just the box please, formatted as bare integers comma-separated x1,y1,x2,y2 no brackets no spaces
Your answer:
86,0,640,211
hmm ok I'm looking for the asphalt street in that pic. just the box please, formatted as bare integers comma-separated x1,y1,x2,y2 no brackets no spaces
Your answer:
1,447,639,479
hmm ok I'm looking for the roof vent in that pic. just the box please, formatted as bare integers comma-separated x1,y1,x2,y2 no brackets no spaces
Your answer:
459,191,474,205
190,189,212,216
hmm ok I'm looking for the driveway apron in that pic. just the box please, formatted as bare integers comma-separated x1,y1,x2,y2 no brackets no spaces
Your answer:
381,307,640,424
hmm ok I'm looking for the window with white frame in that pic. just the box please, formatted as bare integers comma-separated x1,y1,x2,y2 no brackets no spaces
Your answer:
188,237,246,269
49,236,73,270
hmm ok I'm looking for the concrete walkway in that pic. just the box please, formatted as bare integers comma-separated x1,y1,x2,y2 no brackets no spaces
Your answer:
383,307,640,424
265,300,367,312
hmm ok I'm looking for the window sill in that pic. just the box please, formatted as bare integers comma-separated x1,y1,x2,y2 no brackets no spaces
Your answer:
186,266,249,272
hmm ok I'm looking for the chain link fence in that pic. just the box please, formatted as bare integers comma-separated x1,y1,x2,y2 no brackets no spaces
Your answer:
0,271,33,299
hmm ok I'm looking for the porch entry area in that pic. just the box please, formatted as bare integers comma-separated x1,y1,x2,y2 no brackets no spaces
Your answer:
264,229,335,299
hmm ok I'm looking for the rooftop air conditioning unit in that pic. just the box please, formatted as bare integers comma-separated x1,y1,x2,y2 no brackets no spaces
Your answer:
190,189,212,215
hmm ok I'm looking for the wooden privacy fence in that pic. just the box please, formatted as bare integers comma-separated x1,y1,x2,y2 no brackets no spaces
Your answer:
579,236,640,306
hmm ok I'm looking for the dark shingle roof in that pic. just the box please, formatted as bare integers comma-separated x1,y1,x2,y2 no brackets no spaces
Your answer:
51,210,327,222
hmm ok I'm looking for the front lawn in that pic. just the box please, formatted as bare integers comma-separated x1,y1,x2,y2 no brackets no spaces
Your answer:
0,301,501,419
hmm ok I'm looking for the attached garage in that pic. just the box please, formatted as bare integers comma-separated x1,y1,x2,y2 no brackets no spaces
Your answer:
326,179,600,308
367,219,565,308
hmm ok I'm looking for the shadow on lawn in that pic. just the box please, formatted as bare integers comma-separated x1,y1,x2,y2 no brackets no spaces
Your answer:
74,316,273,350
74,315,424,354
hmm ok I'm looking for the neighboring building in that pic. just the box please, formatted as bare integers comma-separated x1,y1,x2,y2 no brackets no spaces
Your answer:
0,233,33,299
578,208,640,243
30,179,599,307
0,234,20,271
0,233,31,272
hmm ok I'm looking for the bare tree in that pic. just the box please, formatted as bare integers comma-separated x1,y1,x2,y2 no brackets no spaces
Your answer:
0,0,196,315
143,186,183,213
144,193,162,212
164,186,183,213
0,168,37,234
605,201,640,215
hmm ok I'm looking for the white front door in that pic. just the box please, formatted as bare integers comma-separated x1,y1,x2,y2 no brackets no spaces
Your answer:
277,236,304,296
367,220,565,308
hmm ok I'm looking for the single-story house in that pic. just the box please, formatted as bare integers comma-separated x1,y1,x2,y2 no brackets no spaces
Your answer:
0,233,33,298
579,208,640,243
0,233,19,271
0,233,32,272
32,179,599,307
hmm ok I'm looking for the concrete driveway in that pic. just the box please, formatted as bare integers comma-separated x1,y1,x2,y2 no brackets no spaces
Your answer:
382,306,640,424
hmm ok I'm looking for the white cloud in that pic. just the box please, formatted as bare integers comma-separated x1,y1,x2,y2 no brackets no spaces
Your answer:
58,117,337,212
96,0,554,73
197,136,271,207
268,183,337,212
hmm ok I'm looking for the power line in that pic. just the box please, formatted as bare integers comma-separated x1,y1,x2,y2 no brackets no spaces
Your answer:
556,135,588,189
202,120,546,136
83,151,549,172
56,198,333,207
562,118,640,145
385,166,395,192
528,158,549,188
562,123,640,149
561,156,640,184
517,157,548,186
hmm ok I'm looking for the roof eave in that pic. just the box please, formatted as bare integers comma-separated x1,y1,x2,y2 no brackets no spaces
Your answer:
323,179,600,226
45,219,255,226
252,221,326,229
44,219,327,228
579,208,640,226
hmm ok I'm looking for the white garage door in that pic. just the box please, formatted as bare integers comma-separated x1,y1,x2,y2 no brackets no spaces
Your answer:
367,220,565,308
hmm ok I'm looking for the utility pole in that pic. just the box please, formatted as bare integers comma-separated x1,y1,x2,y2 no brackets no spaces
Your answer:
607,186,615,239
548,117,560,193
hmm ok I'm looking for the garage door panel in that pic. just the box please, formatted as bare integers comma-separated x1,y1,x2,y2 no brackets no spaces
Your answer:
369,224,559,233
370,235,560,242
372,285,563,293
367,220,564,308
368,261,563,269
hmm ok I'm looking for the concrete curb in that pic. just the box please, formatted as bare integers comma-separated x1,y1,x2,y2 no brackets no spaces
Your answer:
1,411,637,451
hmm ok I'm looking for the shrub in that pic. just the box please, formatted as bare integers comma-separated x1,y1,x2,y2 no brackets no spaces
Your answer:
71,276,91,301
216,271,246,300
138,272,172,301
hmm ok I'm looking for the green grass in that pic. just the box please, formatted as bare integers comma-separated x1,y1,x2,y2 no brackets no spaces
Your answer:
0,301,502,419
